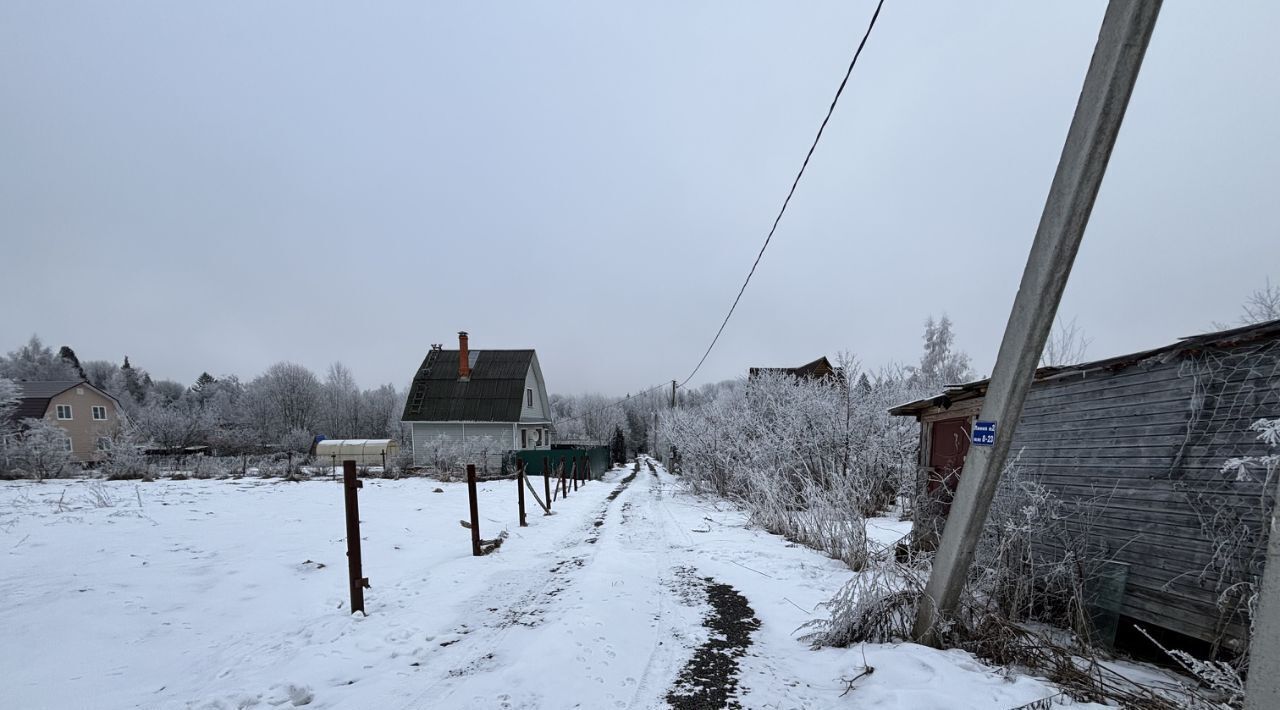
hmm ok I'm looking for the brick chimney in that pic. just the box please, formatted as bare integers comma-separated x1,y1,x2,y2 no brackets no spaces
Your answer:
458,331,470,380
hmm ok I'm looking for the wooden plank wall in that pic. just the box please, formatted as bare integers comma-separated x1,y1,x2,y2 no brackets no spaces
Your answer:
920,338,1280,647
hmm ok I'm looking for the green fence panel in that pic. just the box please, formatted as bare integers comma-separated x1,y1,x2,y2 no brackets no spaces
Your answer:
509,447,609,480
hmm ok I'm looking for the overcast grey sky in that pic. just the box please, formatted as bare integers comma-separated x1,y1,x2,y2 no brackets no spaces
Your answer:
2,2,1277,394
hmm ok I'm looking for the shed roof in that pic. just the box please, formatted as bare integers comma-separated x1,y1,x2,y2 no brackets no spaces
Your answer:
401,349,535,423
888,318,1280,418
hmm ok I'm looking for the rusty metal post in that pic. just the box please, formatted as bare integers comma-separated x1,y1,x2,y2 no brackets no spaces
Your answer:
543,456,552,510
466,464,482,557
517,459,528,527
571,458,578,492
342,460,370,614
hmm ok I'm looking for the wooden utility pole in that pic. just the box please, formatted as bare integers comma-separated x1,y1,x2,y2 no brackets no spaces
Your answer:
671,380,677,409
912,0,1162,645
1245,471,1280,709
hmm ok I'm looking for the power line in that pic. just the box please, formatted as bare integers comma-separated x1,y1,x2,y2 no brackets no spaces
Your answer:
679,0,886,388
553,0,886,428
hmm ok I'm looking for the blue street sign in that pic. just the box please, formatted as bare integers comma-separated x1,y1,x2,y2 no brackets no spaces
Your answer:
972,421,996,446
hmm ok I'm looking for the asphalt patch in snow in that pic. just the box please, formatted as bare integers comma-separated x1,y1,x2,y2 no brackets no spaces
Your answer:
666,577,761,710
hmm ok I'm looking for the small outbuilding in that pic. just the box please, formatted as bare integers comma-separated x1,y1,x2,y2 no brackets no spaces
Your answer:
314,439,398,467
889,319,1280,650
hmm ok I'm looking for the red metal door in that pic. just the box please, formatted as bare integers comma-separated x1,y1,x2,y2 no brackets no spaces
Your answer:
928,417,970,517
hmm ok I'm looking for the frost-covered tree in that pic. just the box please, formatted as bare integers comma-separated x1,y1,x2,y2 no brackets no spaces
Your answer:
1240,278,1280,325
0,376,19,474
279,427,316,455
1040,316,1092,367
0,335,80,381
359,383,403,440
130,398,214,450
913,315,973,390
244,362,321,443
319,362,361,437
10,418,75,480
82,360,118,390
0,377,17,432
146,379,186,405
660,361,923,569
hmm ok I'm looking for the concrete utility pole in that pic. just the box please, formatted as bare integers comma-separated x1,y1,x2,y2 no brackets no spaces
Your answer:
1245,471,1280,709
912,0,1162,646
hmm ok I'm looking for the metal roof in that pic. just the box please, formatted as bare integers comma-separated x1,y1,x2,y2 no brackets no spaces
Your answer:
11,381,83,421
888,318,1280,418
401,349,536,422
749,356,840,380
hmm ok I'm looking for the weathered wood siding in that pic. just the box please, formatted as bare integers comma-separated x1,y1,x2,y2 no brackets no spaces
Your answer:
924,338,1280,647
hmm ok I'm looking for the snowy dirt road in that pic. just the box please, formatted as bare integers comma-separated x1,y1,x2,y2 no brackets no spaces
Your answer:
1,462,1096,709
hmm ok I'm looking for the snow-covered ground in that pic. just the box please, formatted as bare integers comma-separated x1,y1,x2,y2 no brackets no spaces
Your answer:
2,462,1104,709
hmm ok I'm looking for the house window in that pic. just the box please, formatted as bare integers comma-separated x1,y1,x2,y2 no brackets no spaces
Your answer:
526,388,533,408
535,429,543,447
97,437,112,451
520,429,528,449
56,405,73,420
63,436,73,453
92,406,107,421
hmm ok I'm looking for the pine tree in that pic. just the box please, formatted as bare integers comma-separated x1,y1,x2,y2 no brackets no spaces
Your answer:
915,314,973,390
611,425,627,465
192,372,218,394
120,356,148,403
57,346,86,380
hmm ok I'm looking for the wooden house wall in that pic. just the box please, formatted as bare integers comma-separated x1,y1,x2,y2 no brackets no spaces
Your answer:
915,338,1280,647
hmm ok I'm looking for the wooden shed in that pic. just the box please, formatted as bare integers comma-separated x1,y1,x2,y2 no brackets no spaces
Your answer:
314,439,398,467
889,319,1280,649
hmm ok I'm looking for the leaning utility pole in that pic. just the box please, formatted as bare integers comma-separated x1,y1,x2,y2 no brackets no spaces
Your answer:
912,0,1161,646
1244,470,1280,709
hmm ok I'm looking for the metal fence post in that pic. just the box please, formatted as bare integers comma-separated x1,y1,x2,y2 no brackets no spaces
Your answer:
517,459,528,527
466,464,482,557
342,460,369,614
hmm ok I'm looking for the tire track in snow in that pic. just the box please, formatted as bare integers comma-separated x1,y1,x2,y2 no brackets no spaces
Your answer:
622,459,707,710
397,468,641,709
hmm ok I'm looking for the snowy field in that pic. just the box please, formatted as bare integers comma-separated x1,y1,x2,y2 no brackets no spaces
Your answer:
1,462,1106,709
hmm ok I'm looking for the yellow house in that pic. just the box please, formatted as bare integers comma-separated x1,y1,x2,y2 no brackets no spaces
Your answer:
13,381,124,463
